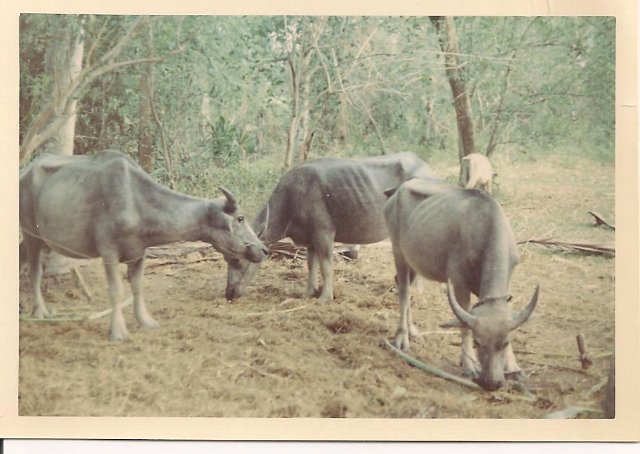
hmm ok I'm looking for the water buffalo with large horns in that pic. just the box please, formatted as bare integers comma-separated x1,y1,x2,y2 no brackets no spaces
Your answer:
383,178,539,391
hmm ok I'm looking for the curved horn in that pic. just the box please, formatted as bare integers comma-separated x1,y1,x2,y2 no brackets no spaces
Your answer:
219,187,237,213
510,285,540,330
446,279,478,328
263,203,270,234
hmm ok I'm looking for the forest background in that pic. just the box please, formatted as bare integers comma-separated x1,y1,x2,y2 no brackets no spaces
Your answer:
19,15,614,214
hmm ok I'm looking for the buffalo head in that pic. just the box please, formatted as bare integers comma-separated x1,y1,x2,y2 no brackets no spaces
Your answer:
445,280,539,391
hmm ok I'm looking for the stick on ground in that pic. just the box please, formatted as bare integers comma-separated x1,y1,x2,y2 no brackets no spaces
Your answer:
588,211,615,230
86,297,134,320
383,339,481,389
72,265,93,301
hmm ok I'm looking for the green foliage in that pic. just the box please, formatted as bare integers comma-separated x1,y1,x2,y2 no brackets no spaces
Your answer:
19,14,615,203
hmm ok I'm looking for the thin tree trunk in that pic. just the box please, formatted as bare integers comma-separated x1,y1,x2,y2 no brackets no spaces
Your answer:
41,18,85,276
430,16,477,181
283,54,299,172
336,93,349,145
42,19,85,156
137,24,154,172
19,17,158,165
298,59,312,162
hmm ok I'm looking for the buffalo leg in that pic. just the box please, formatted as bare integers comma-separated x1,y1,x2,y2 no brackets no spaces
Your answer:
128,256,159,329
392,252,416,351
453,284,480,378
504,343,526,380
314,236,334,303
104,260,129,341
24,235,49,318
306,246,319,297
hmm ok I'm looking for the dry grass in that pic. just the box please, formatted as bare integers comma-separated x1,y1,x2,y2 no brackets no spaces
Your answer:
18,152,614,418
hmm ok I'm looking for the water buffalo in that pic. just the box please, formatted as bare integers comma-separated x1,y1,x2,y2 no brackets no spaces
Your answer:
20,150,267,341
226,152,436,303
383,178,539,390
461,152,493,194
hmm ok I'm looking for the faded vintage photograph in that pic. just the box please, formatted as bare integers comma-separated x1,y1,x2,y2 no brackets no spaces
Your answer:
17,14,616,420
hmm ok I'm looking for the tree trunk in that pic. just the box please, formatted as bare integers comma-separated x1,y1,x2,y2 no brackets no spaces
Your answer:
20,17,150,165
41,18,85,156
283,54,299,172
41,18,85,276
430,16,477,182
335,93,349,146
137,25,154,173
298,59,312,162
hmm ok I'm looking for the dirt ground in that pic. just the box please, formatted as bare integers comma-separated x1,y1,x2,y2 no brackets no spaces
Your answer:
18,154,615,418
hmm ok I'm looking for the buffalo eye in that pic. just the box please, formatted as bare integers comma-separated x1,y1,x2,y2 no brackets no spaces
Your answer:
237,215,245,223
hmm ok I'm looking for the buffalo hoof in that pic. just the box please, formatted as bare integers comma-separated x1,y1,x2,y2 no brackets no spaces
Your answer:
140,318,160,329
109,328,129,342
461,358,481,380
136,309,160,329
317,293,333,304
393,331,411,352
408,324,423,344
31,306,51,319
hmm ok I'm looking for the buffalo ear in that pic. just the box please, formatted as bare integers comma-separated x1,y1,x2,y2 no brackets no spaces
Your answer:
207,203,232,232
384,186,398,198
440,319,463,329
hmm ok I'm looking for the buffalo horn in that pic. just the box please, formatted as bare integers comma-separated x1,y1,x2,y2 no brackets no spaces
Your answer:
262,203,269,235
219,187,237,213
446,279,478,328
510,285,540,330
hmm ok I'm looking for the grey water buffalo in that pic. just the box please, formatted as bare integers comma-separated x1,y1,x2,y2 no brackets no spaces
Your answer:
20,150,267,341
383,179,539,391
225,152,436,303
461,152,493,194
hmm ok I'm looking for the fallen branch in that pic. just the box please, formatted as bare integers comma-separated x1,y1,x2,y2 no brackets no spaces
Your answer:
518,238,614,257
383,339,481,389
19,297,134,323
72,265,93,301
512,347,611,360
268,240,360,262
146,256,221,269
20,314,85,323
523,358,591,375
576,334,593,369
588,211,615,230
383,339,536,402
246,304,312,317
269,242,306,261
85,297,134,320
